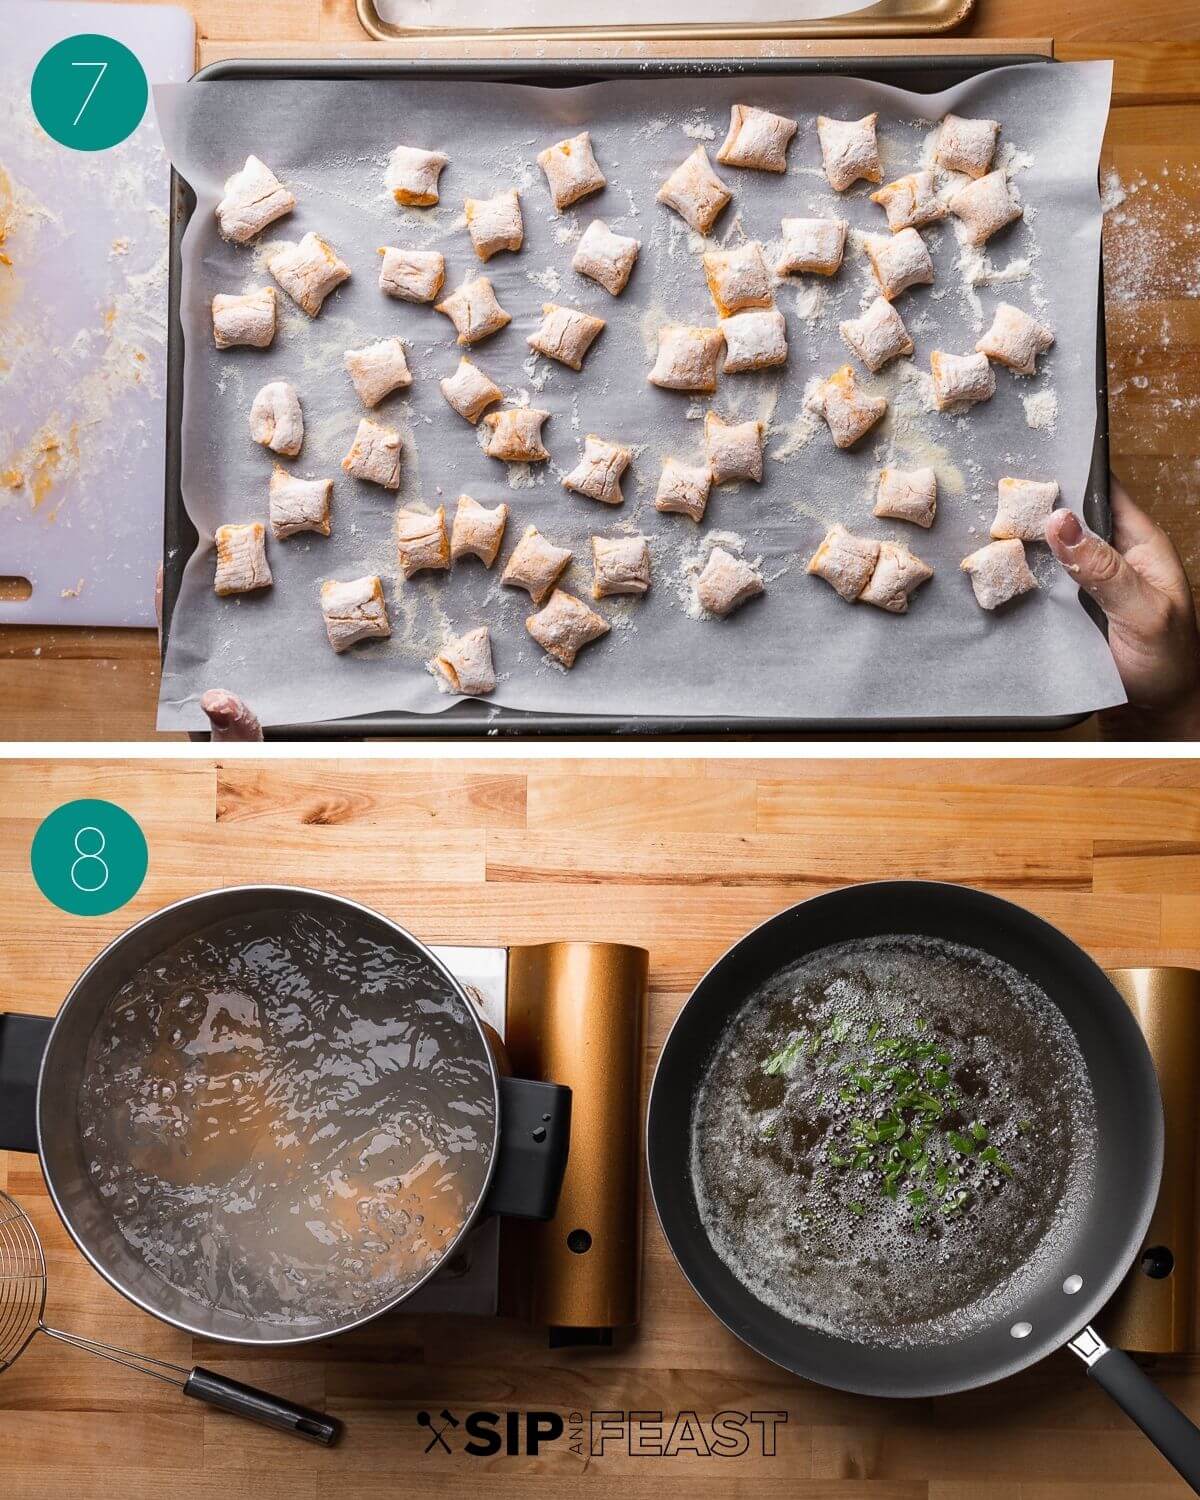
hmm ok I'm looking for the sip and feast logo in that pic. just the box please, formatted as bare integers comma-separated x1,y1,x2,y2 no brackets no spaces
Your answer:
417,1408,787,1458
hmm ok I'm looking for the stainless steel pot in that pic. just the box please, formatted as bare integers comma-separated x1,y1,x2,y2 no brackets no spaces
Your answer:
0,885,571,1347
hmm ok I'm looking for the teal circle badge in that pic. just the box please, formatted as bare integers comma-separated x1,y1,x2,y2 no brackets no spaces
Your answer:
31,800,148,917
31,34,148,152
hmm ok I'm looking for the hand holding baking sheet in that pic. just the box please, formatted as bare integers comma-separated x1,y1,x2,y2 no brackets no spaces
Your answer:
155,63,1129,730
1046,477,1200,734
199,689,264,741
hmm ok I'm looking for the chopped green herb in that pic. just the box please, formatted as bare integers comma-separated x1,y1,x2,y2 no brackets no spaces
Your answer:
763,1033,808,1075
806,1013,1022,1232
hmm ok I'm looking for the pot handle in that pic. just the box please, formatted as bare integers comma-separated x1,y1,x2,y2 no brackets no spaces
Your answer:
0,1012,51,1154
1070,1327,1200,1492
184,1367,342,1445
484,1076,572,1221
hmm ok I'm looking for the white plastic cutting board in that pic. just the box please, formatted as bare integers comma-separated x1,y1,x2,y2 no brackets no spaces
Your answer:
0,1,194,628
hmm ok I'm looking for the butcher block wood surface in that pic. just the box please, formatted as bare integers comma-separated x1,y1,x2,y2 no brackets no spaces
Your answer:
3,755,1200,1497
3,2,1200,741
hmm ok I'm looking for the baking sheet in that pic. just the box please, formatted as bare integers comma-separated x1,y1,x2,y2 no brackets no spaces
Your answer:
370,0,872,27
155,61,1125,732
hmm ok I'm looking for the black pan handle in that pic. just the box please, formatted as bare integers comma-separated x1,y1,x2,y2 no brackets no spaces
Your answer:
184,1367,342,1446
0,1012,52,1153
483,1076,571,1221
1070,1327,1200,1492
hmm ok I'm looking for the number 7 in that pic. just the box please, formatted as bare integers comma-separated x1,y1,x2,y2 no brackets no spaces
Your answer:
70,60,108,127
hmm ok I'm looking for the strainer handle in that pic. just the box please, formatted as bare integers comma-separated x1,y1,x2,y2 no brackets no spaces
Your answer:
184,1367,342,1445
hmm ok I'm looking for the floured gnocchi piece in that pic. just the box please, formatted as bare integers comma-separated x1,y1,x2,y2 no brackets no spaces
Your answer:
269,466,331,540
465,189,524,261
776,216,848,277
341,417,402,489
975,301,1055,375
817,365,888,449
695,547,763,618
961,537,1038,610
435,276,512,345
817,113,881,192
450,493,509,566
930,350,996,410
249,380,303,457
212,288,276,349
440,357,504,424
378,246,445,304
648,324,725,392
572,219,641,296
216,155,295,243
839,295,913,373
483,408,550,463
655,458,713,523
874,466,937,529
538,131,607,210
859,540,934,614
343,337,412,408
268,233,351,317
703,241,773,317
935,114,1000,180
869,170,946,232
866,227,934,301
947,170,1022,246
721,308,787,373
214,522,272,597
526,589,610,668
433,626,496,696
717,104,798,173
502,525,572,604
991,476,1061,542
396,506,450,578
706,412,764,485
656,146,732,235
562,435,632,506
592,534,651,598
527,303,606,370
385,145,449,207
806,523,880,601
320,575,390,653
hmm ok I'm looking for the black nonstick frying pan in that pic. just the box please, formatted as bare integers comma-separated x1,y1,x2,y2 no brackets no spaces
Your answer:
647,881,1200,1491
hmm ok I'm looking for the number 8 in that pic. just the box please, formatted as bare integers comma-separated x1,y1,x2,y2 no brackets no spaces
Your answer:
71,826,109,893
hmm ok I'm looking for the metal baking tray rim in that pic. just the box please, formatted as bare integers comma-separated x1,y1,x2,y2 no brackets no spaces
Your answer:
162,52,1110,740
353,0,978,43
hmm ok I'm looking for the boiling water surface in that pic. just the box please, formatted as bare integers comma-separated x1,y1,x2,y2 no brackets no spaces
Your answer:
78,908,496,1327
690,935,1097,1347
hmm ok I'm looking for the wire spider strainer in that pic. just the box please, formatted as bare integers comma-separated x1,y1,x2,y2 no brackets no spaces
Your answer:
0,1191,340,1445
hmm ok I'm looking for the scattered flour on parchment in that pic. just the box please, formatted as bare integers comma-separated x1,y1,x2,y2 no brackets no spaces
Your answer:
527,264,561,296
1023,389,1058,433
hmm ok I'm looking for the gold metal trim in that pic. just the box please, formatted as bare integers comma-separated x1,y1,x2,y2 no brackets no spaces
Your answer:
503,941,649,1333
356,0,975,43
1100,967,1200,1355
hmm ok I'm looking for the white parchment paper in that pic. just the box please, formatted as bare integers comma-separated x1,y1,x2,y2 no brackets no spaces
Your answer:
155,61,1125,731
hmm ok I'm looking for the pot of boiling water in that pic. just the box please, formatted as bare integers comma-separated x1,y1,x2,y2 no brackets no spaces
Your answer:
0,886,570,1345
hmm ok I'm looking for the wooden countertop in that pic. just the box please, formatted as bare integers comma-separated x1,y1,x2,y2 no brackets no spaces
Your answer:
3,755,1200,1497
3,2,1199,739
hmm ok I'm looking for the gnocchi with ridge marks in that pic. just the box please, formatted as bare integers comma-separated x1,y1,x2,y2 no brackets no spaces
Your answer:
717,104,798,173
321,576,391,652
562,435,632,506
396,506,450,578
